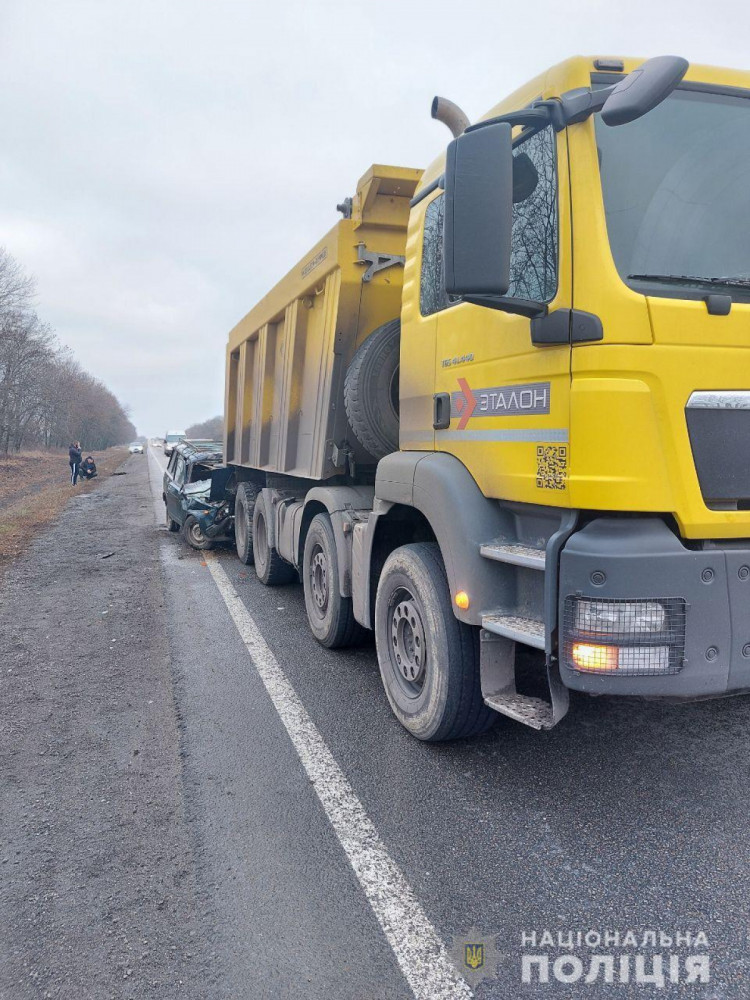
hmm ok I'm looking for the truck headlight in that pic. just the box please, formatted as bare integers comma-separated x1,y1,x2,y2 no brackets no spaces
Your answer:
574,599,665,634
564,597,686,676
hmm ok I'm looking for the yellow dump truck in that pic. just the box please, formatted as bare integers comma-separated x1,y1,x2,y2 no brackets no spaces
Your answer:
223,55,750,739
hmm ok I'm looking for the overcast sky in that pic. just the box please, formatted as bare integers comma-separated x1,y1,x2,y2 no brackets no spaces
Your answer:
1,0,748,436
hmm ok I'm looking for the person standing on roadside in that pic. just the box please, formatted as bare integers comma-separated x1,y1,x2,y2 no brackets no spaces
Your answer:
69,441,82,485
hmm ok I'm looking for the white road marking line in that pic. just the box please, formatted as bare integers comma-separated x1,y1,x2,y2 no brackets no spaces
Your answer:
205,554,473,1000
146,447,168,522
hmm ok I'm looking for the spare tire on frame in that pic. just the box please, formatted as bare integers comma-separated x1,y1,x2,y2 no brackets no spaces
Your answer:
344,319,400,461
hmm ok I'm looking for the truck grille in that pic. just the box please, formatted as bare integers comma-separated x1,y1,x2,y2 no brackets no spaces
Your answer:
686,392,750,508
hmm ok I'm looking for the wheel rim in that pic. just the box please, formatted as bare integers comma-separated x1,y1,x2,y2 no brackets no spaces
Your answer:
388,587,426,697
189,522,204,545
309,543,328,618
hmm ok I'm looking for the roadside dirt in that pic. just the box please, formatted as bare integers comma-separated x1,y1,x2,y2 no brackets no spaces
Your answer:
0,448,129,573
0,454,209,1000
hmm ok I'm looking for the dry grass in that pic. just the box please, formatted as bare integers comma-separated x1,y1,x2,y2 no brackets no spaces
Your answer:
0,447,130,572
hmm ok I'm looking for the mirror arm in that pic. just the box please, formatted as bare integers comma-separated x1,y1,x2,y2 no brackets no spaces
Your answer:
559,85,615,125
463,101,567,137
464,106,551,134
410,173,445,209
460,294,548,319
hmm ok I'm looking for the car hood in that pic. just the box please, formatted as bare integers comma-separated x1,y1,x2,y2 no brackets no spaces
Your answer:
182,479,211,498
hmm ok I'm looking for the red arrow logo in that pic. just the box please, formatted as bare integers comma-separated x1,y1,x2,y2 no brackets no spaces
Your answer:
455,378,477,430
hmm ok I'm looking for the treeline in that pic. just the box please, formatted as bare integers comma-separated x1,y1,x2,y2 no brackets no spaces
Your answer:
185,415,223,440
0,247,135,453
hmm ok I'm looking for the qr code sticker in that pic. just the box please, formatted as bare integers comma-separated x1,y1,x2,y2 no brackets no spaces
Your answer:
536,445,567,490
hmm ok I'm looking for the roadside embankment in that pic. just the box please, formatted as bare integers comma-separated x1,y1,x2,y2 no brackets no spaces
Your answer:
0,452,206,999
0,447,129,573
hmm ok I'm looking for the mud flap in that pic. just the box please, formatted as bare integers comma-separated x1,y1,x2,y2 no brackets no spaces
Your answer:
545,657,570,728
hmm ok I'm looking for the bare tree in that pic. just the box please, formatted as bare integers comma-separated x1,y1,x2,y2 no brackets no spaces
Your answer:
0,310,54,451
0,247,35,313
185,415,223,440
0,248,136,453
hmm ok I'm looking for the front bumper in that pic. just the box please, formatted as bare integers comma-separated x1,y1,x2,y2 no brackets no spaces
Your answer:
559,518,750,698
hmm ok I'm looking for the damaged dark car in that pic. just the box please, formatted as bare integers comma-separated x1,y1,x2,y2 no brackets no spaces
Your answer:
162,441,234,550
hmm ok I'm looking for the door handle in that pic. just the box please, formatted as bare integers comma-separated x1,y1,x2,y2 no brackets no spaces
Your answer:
433,392,451,430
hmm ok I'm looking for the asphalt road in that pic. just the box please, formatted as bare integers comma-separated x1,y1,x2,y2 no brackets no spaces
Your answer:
3,447,749,998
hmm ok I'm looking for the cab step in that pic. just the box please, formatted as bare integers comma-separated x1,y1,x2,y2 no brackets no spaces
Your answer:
481,612,545,650
479,541,546,570
483,692,555,731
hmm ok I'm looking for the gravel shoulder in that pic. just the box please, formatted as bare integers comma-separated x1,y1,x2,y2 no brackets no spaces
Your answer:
0,454,209,1000
0,448,129,572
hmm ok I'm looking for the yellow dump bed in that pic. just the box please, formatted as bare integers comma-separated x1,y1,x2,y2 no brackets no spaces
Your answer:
225,164,422,480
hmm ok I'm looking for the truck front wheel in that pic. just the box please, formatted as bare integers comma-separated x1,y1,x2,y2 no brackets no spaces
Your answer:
374,543,495,741
303,513,363,648
253,492,296,586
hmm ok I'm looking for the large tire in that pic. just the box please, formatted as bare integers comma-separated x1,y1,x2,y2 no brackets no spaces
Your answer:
303,513,364,648
182,515,214,551
374,543,495,742
252,492,296,586
235,482,259,565
344,319,400,460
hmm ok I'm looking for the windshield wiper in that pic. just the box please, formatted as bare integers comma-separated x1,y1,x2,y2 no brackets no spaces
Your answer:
629,273,750,289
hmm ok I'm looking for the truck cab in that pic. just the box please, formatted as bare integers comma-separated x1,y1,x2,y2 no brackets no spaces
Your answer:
388,56,750,717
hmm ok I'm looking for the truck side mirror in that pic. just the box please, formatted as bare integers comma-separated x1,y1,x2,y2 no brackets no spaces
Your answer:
443,121,513,297
601,55,688,126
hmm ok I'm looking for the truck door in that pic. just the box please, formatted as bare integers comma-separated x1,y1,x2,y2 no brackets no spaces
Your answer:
433,122,573,507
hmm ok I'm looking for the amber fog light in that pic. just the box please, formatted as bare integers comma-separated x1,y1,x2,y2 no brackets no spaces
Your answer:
571,643,672,674
571,643,619,672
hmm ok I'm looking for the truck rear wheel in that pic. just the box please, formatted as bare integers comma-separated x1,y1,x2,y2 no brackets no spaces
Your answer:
235,482,259,565
303,513,363,648
374,542,495,741
344,319,400,460
253,492,296,586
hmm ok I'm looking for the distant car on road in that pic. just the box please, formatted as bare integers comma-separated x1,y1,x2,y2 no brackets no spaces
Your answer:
164,431,186,457
128,442,144,454
163,441,233,549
